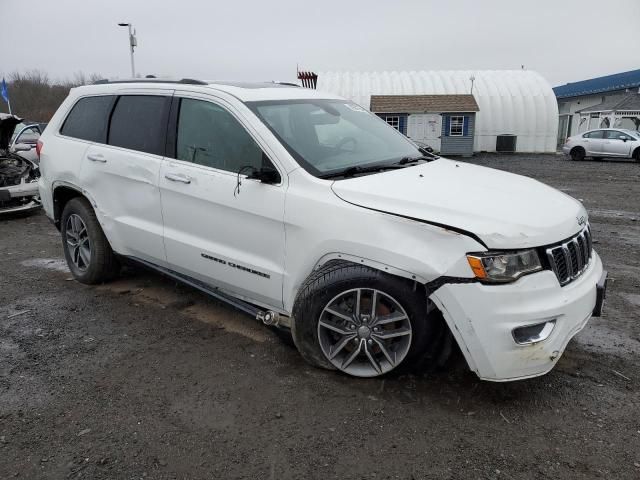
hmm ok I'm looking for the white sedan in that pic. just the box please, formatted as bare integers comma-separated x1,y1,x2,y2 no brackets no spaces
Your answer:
563,128,640,162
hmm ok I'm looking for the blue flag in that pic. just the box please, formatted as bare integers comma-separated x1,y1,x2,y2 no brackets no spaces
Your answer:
1,78,8,105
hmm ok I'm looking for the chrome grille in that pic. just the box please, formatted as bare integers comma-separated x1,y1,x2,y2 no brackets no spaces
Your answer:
546,226,592,286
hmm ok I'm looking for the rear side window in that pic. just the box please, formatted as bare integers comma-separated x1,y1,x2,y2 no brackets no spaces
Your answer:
583,130,604,139
108,95,169,155
60,96,114,142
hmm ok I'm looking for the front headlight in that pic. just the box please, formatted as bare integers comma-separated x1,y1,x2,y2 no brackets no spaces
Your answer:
466,250,542,283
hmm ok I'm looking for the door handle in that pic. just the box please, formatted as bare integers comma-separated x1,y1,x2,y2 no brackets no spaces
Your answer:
164,173,191,184
87,153,107,163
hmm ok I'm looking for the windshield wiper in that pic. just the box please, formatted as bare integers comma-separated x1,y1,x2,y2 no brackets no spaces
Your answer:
319,163,404,179
396,154,438,165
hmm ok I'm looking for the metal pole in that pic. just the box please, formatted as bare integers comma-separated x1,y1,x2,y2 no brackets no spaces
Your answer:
129,24,136,78
7,99,12,115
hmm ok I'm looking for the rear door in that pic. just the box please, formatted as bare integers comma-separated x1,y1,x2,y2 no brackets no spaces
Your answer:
603,130,633,157
159,94,286,309
582,130,604,155
79,91,171,265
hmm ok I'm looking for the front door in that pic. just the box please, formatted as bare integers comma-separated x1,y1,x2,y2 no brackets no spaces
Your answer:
603,130,633,157
159,95,286,310
407,114,442,151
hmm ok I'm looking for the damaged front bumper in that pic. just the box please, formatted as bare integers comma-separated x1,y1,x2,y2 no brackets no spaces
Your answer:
430,252,604,382
0,180,41,215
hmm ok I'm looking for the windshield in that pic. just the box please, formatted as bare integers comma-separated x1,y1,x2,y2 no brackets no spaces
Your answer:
10,123,26,141
247,99,422,177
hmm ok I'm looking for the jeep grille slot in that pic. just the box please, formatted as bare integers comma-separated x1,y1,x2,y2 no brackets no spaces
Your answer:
546,226,592,286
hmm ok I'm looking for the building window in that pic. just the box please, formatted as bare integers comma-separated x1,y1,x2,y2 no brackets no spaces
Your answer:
449,116,464,136
384,116,400,130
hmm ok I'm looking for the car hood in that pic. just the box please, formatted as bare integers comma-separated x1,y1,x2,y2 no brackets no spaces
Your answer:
330,159,587,249
0,114,23,151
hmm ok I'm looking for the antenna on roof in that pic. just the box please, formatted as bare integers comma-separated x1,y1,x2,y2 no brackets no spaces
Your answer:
469,75,476,95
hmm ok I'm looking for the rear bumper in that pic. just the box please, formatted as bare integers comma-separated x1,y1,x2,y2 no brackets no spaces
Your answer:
430,252,604,381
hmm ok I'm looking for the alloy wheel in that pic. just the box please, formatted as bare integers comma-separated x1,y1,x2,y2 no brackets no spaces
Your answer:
317,288,412,377
65,214,91,271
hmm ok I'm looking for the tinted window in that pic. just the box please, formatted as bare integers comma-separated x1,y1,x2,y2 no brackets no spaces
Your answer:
108,95,169,155
60,96,114,142
583,130,604,139
175,98,267,173
605,130,629,140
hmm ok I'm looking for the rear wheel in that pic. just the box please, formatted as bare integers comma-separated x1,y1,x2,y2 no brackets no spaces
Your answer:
61,197,120,284
570,147,585,161
292,261,443,377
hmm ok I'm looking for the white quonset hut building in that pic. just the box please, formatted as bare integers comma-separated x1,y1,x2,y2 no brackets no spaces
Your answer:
316,70,558,154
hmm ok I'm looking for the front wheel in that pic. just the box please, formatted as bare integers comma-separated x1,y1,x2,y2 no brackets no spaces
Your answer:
570,148,585,161
291,261,442,377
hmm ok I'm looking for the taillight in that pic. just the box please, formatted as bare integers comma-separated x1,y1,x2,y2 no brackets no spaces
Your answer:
36,140,43,159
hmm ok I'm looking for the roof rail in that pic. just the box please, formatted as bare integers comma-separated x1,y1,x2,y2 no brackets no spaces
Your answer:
272,81,300,87
93,78,208,85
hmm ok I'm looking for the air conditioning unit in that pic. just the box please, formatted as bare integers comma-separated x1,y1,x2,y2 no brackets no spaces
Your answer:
496,134,517,152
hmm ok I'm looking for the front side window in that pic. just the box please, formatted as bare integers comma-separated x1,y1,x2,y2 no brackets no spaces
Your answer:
175,98,266,173
60,96,114,143
247,100,421,177
449,116,464,136
108,95,169,155
14,125,40,145
605,130,630,140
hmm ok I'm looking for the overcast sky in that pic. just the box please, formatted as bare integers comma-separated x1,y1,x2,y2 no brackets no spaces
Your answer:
2,0,639,88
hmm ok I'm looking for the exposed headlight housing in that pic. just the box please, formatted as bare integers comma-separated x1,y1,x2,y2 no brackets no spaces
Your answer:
466,250,542,283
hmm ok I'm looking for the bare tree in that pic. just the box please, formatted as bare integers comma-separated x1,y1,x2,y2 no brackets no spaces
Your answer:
0,70,101,121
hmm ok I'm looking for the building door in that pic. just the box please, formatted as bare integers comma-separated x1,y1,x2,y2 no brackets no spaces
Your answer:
557,115,569,147
407,114,442,151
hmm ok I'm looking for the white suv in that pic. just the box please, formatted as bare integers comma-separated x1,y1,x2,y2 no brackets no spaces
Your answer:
38,79,607,380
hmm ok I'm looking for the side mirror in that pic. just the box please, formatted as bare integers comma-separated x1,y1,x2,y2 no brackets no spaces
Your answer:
246,167,280,184
622,137,629,142
12,143,33,152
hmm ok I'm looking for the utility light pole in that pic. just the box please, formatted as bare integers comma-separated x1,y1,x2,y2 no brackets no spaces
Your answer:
118,22,137,78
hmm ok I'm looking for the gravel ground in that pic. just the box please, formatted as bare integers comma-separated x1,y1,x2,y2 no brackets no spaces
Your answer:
1,154,639,479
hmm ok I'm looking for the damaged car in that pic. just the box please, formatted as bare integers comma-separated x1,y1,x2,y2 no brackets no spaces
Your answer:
0,113,41,215
38,80,607,381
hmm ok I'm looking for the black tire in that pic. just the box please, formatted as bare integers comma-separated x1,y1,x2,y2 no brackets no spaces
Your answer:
592,157,603,161
570,147,585,161
60,197,120,284
291,260,443,377
634,149,640,163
